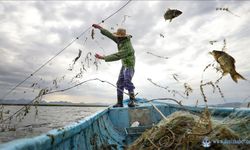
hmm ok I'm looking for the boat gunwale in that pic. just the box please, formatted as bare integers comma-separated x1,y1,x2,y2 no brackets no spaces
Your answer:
0,107,110,150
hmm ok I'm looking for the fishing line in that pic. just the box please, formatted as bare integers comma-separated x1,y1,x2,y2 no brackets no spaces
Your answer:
1,37,82,100
100,0,132,23
1,0,133,100
0,78,131,124
94,40,106,53
147,78,190,99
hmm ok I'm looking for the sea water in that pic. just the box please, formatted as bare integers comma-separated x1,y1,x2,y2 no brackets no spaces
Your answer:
0,106,104,143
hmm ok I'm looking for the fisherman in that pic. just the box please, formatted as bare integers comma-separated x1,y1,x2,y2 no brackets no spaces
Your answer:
92,24,136,107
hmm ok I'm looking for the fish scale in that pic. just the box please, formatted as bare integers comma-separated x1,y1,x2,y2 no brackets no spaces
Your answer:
210,50,246,83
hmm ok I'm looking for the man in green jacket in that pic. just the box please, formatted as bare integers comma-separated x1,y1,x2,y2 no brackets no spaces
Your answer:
92,24,136,107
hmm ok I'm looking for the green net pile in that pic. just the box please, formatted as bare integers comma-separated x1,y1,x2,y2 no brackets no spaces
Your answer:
128,110,250,150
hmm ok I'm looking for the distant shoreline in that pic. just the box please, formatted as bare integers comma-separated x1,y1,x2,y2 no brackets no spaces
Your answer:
0,103,110,107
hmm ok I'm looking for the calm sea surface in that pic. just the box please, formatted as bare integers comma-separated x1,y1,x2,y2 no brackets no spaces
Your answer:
0,106,105,144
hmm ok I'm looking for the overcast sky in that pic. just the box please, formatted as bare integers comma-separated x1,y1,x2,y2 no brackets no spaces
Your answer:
0,0,250,105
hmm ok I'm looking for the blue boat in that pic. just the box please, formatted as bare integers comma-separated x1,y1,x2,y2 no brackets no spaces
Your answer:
0,98,249,150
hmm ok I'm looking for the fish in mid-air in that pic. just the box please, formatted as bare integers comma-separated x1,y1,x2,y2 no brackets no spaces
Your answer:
209,40,218,45
209,50,246,83
164,8,182,22
160,33,165,38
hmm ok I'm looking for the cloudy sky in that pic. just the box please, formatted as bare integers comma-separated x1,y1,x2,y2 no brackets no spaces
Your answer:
0,0,250,106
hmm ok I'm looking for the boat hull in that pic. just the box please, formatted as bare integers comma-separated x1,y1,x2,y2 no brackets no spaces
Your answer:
1,99,249,150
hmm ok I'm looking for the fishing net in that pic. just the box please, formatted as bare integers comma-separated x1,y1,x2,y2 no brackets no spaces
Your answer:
128,109,250,150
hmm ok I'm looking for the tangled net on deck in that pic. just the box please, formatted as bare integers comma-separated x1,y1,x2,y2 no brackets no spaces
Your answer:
128,109,249,150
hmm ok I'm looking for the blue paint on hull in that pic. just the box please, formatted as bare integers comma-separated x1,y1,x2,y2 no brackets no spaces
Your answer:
1,98,249,150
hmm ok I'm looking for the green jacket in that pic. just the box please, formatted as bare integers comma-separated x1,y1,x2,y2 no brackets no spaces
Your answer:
100,28,135,68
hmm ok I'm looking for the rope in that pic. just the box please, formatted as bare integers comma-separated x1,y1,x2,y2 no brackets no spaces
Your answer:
1,0,133,100
101,0,132,23
144,98,168,121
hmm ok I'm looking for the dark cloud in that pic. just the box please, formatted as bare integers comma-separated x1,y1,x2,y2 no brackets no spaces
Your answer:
0,1,250,104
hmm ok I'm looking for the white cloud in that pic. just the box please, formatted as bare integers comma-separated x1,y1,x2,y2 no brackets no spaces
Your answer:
0,1,250,105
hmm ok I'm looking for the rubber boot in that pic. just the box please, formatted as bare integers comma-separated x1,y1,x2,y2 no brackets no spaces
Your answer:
113,95,123,107
128,93,136,107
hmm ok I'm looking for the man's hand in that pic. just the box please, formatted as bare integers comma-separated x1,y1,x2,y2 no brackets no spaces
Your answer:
92,24,102,29
95,53,105,60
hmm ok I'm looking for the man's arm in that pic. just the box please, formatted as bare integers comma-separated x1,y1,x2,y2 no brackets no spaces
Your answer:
104,49,132,62
92,24,117,43
100,28,117,43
